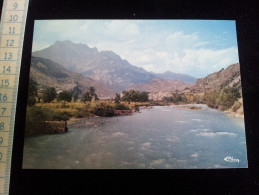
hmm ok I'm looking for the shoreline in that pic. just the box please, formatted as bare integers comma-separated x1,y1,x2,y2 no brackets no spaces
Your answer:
67,116,114,128
224,111,244,118
67,104,244,129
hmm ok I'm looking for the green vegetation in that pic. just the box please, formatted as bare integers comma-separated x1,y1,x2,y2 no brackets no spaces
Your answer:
27,78,38,107
114,93,121,104
42,87,57,103
26,106,70,122
81,86,99,103
121,90,149,104
163,92,188,104
203,87,241,111
57,91,73,102
81,92,92,103
217,87,241,110
113,103,130,110
93,103,115,117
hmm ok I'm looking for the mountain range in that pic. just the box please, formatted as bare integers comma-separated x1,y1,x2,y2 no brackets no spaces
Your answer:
31,41,240,101
32,40,156,92
150,71,196,84
32,40,196,92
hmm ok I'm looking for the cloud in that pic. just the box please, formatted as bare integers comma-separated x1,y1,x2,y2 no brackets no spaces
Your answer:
198,132,236,137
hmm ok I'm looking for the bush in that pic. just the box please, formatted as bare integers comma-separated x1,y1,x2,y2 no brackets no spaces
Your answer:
113,103,130,110
74,105,91,118
26,106,52,122
57,91,72,102
93,103,114,117
26,106,71,122
205,91,219,109
217,87,240,111
51,111,70,121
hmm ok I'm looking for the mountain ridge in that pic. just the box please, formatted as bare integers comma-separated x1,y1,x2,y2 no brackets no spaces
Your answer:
150,71,197,84
30,56,116,98
32,41,195,92
191,63,241,93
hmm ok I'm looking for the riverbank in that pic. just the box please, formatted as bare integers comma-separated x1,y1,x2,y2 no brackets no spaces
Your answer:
67,116,114,128
171,105,202,110
225,111,244,118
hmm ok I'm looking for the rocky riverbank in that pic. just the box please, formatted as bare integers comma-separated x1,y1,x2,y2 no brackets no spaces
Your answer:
67,116,114,128
171,105,202,110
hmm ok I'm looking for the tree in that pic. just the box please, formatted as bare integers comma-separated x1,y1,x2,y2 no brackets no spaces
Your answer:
139,91,149,102
93,94,99,101
42,87,57,103
205,90,219,109
57,91,72,102
81,92,92,103
27,78,38,107
122,90,149,104
93,103,114,117
73,85,82,95
89,86,95,97
73,93,79,102
115,93,121,104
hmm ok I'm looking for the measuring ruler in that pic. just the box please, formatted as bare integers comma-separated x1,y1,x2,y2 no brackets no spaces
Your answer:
0,0,29,194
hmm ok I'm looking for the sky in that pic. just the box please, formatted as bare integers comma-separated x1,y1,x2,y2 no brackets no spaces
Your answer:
32,20,239,78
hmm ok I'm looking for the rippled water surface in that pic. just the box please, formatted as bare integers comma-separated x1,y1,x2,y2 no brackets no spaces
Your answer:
23,105,248,169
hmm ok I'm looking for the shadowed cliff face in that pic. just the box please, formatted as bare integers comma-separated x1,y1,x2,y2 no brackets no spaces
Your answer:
192,63,241,93
30,56,116,98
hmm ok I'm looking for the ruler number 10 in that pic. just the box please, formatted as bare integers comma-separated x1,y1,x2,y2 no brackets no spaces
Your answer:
10,15,18,22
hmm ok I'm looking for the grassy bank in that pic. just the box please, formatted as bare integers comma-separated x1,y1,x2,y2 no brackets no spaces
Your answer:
26,100,161,123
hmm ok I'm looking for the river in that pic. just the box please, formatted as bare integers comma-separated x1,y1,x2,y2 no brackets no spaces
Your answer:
23,105,248,169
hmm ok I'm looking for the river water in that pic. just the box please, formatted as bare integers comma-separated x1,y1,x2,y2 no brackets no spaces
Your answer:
23,105,248,169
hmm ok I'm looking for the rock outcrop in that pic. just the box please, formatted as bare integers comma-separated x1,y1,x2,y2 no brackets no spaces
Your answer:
191,63,241,94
